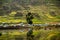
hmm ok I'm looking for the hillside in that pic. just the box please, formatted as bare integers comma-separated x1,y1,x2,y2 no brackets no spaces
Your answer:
0,0,60,23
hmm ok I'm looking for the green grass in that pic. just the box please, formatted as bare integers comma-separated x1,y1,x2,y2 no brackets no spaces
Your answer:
0,29,60,40
0,5,60,23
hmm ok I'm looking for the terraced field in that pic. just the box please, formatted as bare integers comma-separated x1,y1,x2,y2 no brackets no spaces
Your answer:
0,0,60,40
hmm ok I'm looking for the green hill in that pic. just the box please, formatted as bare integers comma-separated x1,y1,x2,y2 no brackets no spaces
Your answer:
0,0,60,23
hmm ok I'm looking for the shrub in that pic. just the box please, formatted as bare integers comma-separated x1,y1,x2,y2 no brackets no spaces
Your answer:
0,33,2,36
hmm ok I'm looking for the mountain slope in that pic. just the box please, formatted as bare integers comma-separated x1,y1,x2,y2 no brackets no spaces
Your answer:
0,0,60,23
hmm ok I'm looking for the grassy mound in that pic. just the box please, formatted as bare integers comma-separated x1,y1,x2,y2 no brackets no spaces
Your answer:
47,32,60,40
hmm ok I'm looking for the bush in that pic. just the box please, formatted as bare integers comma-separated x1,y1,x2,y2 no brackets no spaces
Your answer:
0,33,2,36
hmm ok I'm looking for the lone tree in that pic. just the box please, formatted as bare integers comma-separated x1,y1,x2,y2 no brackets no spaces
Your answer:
27,28,34,40
26,12,34,24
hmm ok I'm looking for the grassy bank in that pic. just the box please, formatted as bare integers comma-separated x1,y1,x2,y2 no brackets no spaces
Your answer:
0,29,60,40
